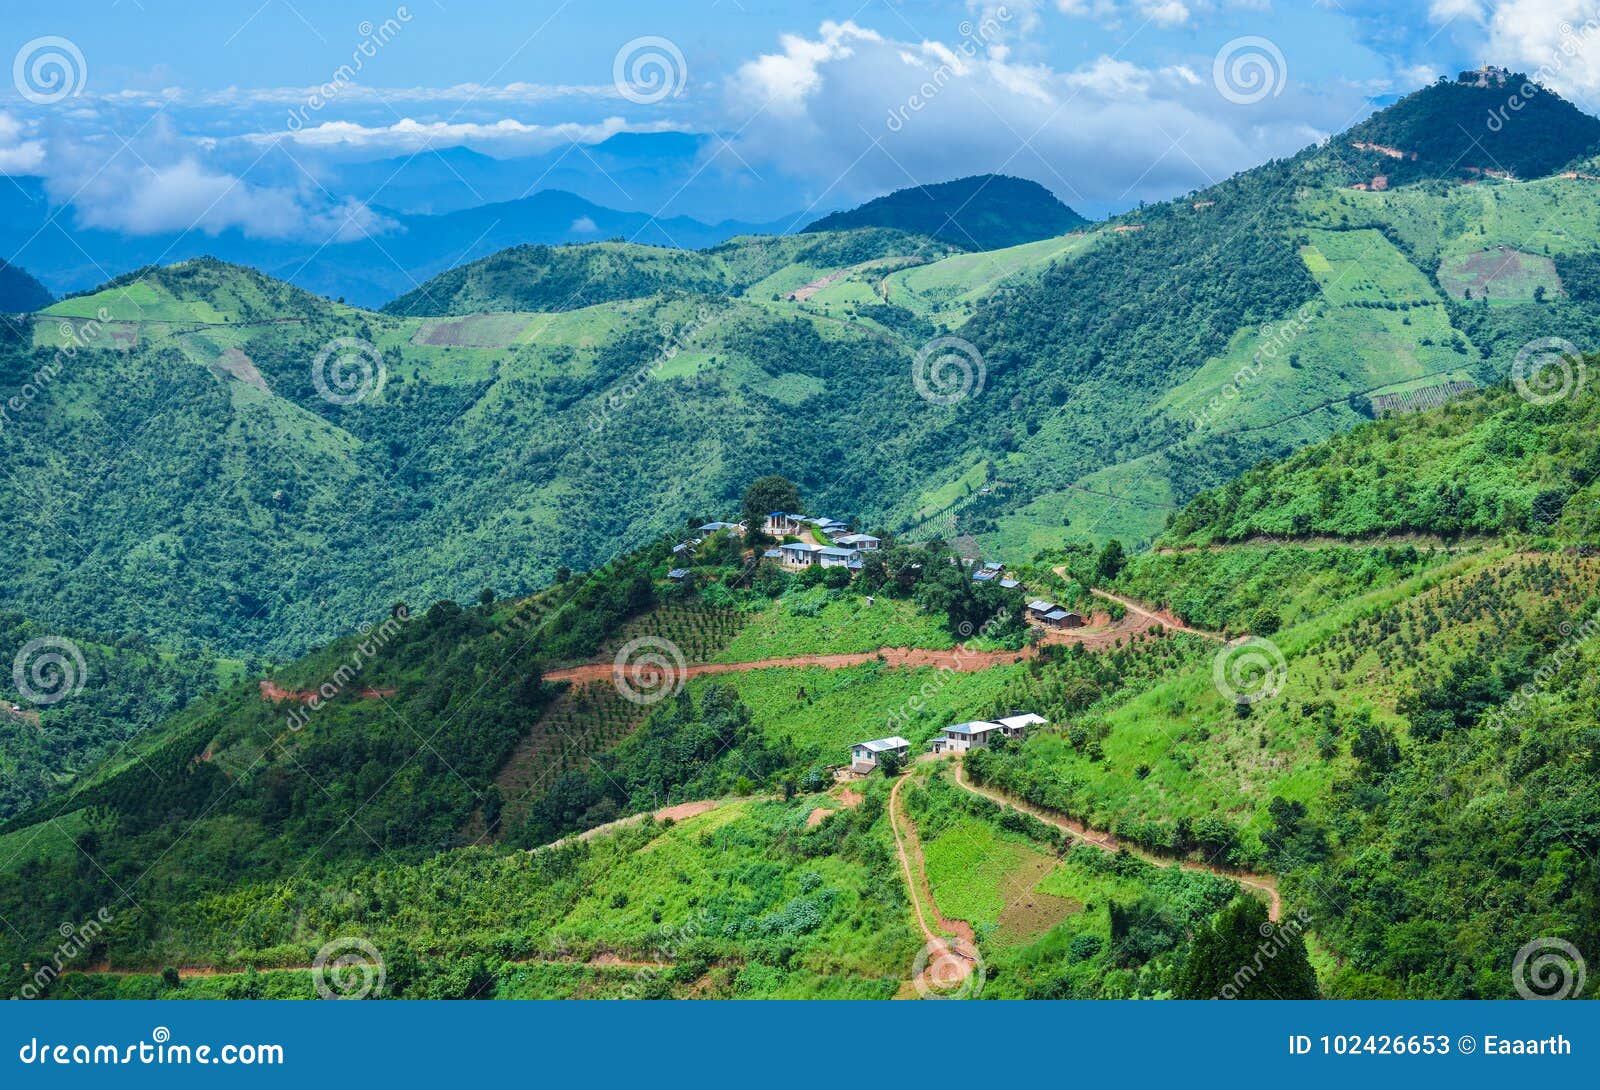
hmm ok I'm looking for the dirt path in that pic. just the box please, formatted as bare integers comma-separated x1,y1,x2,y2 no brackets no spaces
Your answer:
888,770,980,995
259,680,397,704
539,797,749,851
73,951,671,980
543,645,1034,685
1156,533,1489,555
949,759,1279,920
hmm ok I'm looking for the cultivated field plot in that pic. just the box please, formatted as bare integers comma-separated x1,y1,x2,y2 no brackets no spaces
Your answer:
1436,247,1564,301
411,313,537,348
1369,377,1477,416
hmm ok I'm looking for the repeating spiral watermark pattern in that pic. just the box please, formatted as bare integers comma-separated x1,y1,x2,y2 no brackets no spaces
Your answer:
150,1026,171,1044
312,937,386,1000
1512,337,1585,405
1212,636,1287,705
12,636,87,706
911,939,984,999
311,337,386,406
613,37,687,105
1512,937,1586,1000
1213,36,1286,105
913,336,986,406
13,36,87,104
612,635,687,705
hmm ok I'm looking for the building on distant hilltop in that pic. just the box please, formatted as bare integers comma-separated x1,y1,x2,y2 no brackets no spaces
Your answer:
699,521,744,535
849,736,910,773
1459,64,1512,88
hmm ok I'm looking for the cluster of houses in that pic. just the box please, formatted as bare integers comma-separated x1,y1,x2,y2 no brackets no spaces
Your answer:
668,520,747,580
847,711,1047,773
760,511,882,572
1027,598,1084,629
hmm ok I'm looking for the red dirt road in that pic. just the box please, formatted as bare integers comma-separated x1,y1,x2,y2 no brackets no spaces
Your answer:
888,771,980,996
259,680,397,704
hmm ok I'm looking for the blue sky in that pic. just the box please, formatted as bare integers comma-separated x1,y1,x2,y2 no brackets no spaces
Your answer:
2,1,1598,235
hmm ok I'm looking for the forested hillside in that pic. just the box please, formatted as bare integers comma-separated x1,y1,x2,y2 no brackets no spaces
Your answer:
802,175,1087,251
7,81,1600,670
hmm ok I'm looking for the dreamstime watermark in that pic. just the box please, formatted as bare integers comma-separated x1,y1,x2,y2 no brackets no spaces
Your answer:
16,908,113,999
884,8,1012,132
282,604,410,731
612,635,687,705
1511,937,1586,1000
1511,336,1585,405
617,909,708,999
1481,607,1600,733
12,36,86,104
882,608,1011,736
1212,636,1287,705
1486,21,1597,133
312,936,386,1000
17,1028,283,1066
285,9,413,131
613,36,687,105
913,336,986,406
312,336,387,406
0,308,113,438
586,303,721,434
1216,908,1313,999
11,635,87,707
1213,36,1287,105
1190,301,1318,431
911,938,985,999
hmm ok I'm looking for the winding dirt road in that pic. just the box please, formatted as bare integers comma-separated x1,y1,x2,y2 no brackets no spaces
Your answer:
949,759,1279,920
888,769,980,996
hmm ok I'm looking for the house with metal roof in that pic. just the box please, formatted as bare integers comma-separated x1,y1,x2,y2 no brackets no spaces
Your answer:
848,736,911,773
833,533,881,550
667,568,690,581
817,546,860,568
928,713,1044,754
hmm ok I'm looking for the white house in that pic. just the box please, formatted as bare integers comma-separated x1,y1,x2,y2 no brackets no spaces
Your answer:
779,541,824,567
928,713,1044,754
764,511,805,536
929,720,1005,754
834,533,881,551
849,736,911,773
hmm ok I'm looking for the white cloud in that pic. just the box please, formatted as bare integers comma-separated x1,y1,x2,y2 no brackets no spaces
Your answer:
570,215,599,233
722,20,1367,215
252,115,648,155
1468,0,1600,107
0,112,45,174
42,135,392,242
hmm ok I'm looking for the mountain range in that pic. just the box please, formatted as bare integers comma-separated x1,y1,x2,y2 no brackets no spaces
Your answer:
1,70,1599,1001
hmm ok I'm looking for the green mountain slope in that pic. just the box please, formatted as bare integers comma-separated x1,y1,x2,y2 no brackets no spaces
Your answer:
7,375,1597,1000
0,260,52,313
7,81,1600,664
803,174,1088,250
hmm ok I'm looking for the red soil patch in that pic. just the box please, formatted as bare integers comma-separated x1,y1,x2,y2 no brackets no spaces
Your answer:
654,800,719,823
259,680,397,704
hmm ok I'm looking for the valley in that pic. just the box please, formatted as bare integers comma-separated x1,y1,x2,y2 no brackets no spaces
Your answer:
2,72,1598,1004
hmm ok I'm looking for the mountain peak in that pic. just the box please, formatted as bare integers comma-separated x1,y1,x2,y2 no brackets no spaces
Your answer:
1331,71,1600,182
802,174,1088,251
